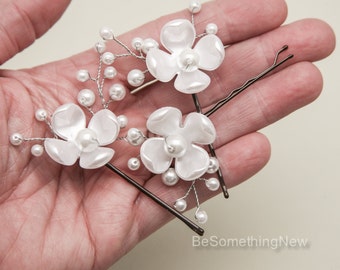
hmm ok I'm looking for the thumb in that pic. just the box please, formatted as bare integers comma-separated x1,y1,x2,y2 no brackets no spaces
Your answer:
0,0,71,65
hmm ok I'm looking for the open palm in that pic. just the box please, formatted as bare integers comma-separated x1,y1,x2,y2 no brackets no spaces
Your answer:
0,0,335,269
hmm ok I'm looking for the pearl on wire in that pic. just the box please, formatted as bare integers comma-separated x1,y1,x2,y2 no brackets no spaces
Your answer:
128,157,141,171
77,89,96,107
162,168,179,186
76,69,90,82
205,177,220,191
31,144,44,157
195,210,208,224
174,199,187,212
188,0,202,13
104,66,117,79
10,133,24,146
35,109,48,122
95,41,106,54
126,128,145,146
102,52,115,65
131,37,144,51
127,69,145,87
99,27,114,40
207,157,219,174
109,84,126,101
141,38,159,54
117,115,128,128
205,23,218,35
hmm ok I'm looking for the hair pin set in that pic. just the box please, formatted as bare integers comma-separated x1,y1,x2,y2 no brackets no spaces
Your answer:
9,0,293,235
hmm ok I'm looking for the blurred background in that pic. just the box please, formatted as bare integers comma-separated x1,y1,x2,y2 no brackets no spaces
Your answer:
3,0,339,269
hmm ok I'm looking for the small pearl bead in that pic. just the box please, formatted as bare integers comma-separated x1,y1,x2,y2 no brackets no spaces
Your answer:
75,128,98,153
109,84,126,101
188,0,202,13
162,168,179,186
174,199,187,212
206,23,218,35
104,66,117,79
207,157,219,174
141,38,159,54
131,37,144,50
35,109,48,122
117,115,128,128
127,69,145,87
102,52,115,65
95,41,106,54
128,157,141,171
195,210,208,224
77,89,96,107
205,177,220,191
10,133,24,146
164,134,188,158
76,69,90,82
31,144,44,157
126,128,145,146
99,27,114,40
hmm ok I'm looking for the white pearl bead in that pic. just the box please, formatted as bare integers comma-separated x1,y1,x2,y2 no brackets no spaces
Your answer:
207,157,219,174
126,128,145,146
162,168,179,186
127,69,145,87
178,49,200,72
164,134,188,158
75,128,98,152
141,38,159,54
205,177,220,191
188,0,202,13
131,37,144,50
35,109,48,122
195,210,208,224
117,115,128,128
76,69,90,82
104,66,117,79
10,133,24,146
109,84,126,101
128,157,141,171
102,52,115,65
174,199,187,212
95,41,106,54
31,144,44,157
99,27,114,40
206,23,218,35
77,89,96,107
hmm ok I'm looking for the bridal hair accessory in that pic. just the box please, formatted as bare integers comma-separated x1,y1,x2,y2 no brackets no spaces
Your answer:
9,0,293,235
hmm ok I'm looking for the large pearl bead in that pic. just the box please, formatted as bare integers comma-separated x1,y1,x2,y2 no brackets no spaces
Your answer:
31,144,44,157
109,84,126,101
76,69,90,82
35,109,48,122
162,168,179,186
75,129,98,152
207,157,219,174
128,157,141,171
177,49,200,72
77,89,96,107
126,128,145,146
205,177,220,191
195,210,208,224
10,133,24,146
102,52,115,65
127,69,145,87
164,134,188,158
104,66,117,79
174,199,187,212
99,27,114,40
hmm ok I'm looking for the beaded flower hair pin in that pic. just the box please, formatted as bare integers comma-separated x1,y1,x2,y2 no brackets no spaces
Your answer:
9,1,293,235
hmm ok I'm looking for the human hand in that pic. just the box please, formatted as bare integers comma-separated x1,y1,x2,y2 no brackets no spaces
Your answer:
0,0,335,269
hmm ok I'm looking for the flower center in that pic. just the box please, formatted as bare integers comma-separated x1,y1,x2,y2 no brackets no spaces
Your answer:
177,48,200,72
164,134,188,158
75,128,99,153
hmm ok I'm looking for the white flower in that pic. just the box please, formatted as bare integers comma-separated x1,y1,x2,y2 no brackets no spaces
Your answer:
44,103,119,169
140,107,216,180
146,19,225,94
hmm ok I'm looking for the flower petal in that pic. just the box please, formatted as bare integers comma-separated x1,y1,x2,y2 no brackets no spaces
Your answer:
51,103,86,140
175,145,210,181
147,107,182,136
79,147,114,169
88,109,120,146
44,138,80,166
182,112,216,144
146,49,178,82
194,34,225,71
174,70,211,94
140,138,172,174
161,19,196,53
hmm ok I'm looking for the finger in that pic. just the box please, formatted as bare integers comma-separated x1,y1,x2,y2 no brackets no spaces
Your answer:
134,132,270,239
0,0,71,64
